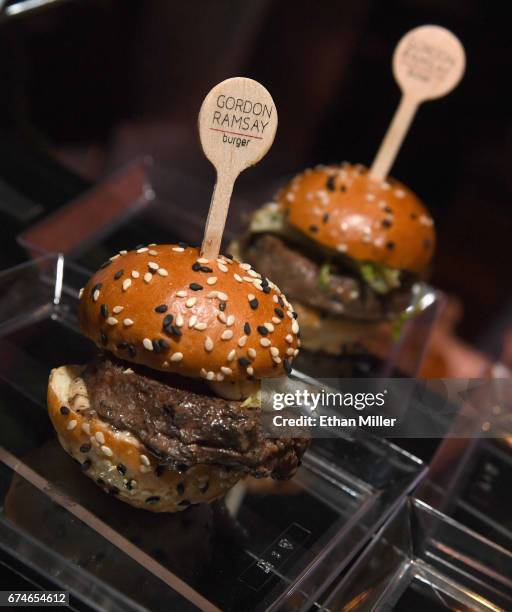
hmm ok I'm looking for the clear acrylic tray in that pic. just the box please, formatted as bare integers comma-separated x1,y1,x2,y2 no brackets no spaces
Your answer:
17,159,442,378
0,255,426,611
323,497,512,611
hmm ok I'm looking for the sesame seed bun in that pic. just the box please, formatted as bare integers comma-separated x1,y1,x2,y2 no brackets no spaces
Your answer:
79,245,300,382
48,365,242,512
278,164,435,274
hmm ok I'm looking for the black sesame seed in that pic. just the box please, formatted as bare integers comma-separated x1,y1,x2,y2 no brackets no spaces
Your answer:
292,311,298,319
224,253,234,260
261,277,269,287
384,206,393,214
283,358,293,376
158,338,170,350
114,270,124,280
382,219,392,229
163,314,174,327
257,325,269,336
178,499,191,507
249,298,259,310
176,482,185,495
199,482,209,493
80,443,91,453
239,357,250,366
99,260,112,269
91,283,102,297
100,332,108,346
340,185,347,192
155,465,166,477
178,242,188,248
200,266,213,273
117,341,128,350
386,241,395,250
128,344,137,358
81,459,92,471
155,304,168,313
322,213,330,223
326,175,336,191
189,283,203,291
278,296,285,307
126,479,135,490
244,322,251,335
168,325,182,337
96,478,104,485
100,304,108,318
263,286,271,294
135,244,145,249
274,307,284,318
192,262,201,271
117,463,127,476
309,224,319,233
60,406,70,415
152,339,162,353
410,212,418,220
146,496,161,504
109,487,120,496
219,302,227,311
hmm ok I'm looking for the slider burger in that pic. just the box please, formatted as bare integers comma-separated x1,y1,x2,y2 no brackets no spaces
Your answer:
233,163,435,353
48,244,306,512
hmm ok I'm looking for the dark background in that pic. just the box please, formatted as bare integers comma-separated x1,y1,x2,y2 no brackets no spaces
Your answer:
0,0,510,358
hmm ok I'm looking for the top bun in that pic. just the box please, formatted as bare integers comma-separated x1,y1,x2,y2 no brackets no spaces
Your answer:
79,245,300,381
277,163,435,274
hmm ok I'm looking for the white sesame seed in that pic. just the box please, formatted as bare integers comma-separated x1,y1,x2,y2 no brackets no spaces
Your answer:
287,347,295,356
175,314,184,327
136,247,148,253
112,305,124,314
122,279,132,291
221,366,232,375
172,247,184,252
217,292,228,301
218,312,227,323
273,295,279,303
157,268,168,277
395,189,405,198
294,349,299,357
234,273,243,282
119,250,127,255
248,293,255,302
270,347,280,356
336,244,348,253
194,322,207,331
341,222,349,231
218,263,228,273
221,329,233,340
149,249,158,256
176,290,187,297
148,262,159,271
205,337,214,352
101,445,113,457
143,338,153,351
171,352,183,362
131,270,140,279
81,423,91,435
240,263,251,271
272,317,281,325
207,291,218,298
207,276,218,285
110,254,120,260
243,276,255,283
292,320,300,334
226,315,235,326
227,349,236,361
189,315,197,328
248,348,257,359
106,317,118,326
238,335,248,347
79,287,84,298
206,371,215,381
93,290,100,302
247,366,254,376
95,431,105,444
197,258,209,264
365,193,376,201
285,334,293,344
200,368,207,378
264,322,274,332
349,290,359,300
140,454,150,466
123,318,134,326
144,272,152,283
162,361,169,367
140,465,151,474
260,338,271,347
66,419,77,431
248,269,260,278
186,297,197,308
216,373,224,381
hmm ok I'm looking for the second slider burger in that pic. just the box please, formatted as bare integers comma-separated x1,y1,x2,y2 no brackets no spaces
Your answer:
48,244,307,512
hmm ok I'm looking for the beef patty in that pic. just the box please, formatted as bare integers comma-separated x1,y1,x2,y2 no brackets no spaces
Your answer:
244,233,413,320
83,355,308,480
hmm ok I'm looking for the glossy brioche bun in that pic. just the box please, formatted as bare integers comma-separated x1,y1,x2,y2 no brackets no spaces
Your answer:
277,163,435,274
48,365,242,512
79,245,300,382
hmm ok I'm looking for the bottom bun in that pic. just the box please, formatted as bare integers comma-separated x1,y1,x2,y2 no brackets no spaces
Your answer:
47,365,242,512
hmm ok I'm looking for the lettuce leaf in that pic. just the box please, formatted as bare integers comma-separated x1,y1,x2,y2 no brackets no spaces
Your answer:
359,262,401,294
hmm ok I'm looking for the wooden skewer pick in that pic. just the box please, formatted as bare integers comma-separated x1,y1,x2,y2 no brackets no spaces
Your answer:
198,77,278,258
370,25,465,182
